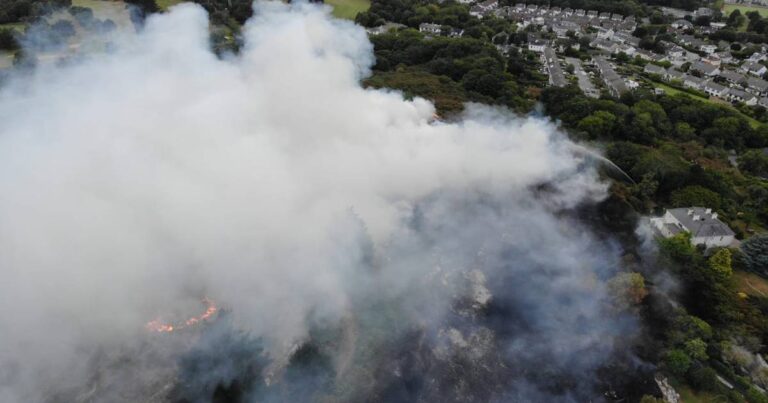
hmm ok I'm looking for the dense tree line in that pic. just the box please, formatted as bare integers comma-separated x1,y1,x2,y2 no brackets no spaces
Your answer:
542,86,768,149
654,234,768,402
541,86,768,232
366,29,540,114
357,0,473,28
190,0,253,25
0,0,70,24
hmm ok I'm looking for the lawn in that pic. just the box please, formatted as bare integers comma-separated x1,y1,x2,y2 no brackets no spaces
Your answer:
723,4,768,17
325,0,371,19
734,270,768,297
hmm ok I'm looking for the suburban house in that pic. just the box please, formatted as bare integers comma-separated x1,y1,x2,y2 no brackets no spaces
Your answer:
742,61,768,77
651,207,735,248
644,64,666,76
720,69,746,84
419,23,442,35
702,54,721,66
691,61,720,76
700,43,718,54
671,19,693,30
747,76,768,95
528,38,547,53
703,80,727,97
665,67,685,81
726,88,758,105
684,75,705,90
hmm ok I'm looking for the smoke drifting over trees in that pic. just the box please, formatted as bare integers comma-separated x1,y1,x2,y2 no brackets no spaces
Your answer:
0,2,646,402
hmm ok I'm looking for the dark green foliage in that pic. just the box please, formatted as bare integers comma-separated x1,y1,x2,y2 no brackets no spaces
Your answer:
0,28,19,51
0,0,71,24
192,0,254,25
739,150,768,178
743,235,768,275
357,0,472,29
670,186,722,210
368,30,531,114
125,0,158,13
746,386,768,403
665,349,692,376
686,365,717,391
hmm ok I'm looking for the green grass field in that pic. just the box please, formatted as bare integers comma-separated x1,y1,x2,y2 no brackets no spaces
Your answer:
723,3,768,17
325,0,371,19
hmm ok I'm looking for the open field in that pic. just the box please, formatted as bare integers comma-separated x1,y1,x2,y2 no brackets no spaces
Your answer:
0,51,13,69
0,22,26,32
68,0,133,29
325,0,371,19
723,3,768,17
735,270,768,297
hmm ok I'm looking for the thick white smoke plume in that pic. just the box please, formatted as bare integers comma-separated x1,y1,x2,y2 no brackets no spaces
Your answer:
0,2,637,402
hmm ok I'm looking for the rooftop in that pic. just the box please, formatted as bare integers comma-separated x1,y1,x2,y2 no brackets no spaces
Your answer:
668,207,734,238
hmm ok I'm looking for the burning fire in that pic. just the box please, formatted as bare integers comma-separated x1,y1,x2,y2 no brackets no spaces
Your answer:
145,298,218,333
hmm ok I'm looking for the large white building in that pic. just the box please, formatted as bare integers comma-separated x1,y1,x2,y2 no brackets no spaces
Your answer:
651,207,735,248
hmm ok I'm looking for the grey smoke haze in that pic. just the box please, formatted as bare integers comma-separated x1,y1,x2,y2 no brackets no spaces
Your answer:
0,2,640,401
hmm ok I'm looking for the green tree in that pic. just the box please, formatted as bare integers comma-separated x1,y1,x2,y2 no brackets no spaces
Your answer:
746,387,768,403
708,248,733,279
739,149,768,178
577,110,617,139
684,338,709,361
670,185,722,210
658,232,695,262
665,349,692,376
674,122,696,139
607,272,649,309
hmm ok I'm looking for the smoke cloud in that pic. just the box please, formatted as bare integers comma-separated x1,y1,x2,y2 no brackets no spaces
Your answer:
0,2,641,402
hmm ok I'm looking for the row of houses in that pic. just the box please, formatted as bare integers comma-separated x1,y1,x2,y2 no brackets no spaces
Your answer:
595,56,629,96
644,63,768,107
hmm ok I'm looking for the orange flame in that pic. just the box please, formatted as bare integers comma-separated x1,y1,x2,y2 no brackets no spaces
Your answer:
145,298,218,333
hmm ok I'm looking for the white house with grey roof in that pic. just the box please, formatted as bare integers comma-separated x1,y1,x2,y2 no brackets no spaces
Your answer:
651,207,735,248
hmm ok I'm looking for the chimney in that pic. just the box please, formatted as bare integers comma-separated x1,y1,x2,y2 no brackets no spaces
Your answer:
712,213,718,220
687,208,694,216
705,208,712,214
693,214,701,221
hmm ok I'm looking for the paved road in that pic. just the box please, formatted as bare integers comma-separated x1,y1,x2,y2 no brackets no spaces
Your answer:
543,47,567,87
565,57,598,98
